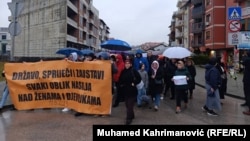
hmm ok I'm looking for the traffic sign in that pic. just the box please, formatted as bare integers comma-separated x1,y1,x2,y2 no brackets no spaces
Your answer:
8,0,24,17
8,21,22,36
228,32,240,45
229,20,241,32
228,7,241,20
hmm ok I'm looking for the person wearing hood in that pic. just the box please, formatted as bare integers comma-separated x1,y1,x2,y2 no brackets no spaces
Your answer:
148,60,164,111
133,50,149,72
202,57,222,116
112,54,125,107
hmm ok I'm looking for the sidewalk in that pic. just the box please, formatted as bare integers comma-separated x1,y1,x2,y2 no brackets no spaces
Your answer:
195,65,244,99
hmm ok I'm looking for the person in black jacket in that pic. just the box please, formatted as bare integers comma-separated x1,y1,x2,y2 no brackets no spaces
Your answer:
242,51,250,115
216,57,227,105
186,58,196,99
119,59,141,125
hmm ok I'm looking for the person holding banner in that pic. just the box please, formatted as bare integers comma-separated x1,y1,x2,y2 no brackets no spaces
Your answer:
0,70,10,113
62,52,78,112
119,59,141,125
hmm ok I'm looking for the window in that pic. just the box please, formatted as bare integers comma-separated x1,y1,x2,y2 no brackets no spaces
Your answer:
2,35,6,40
206,0,211,6
1,44,7,54
206,14,211,23
246,1,250,7
206,31,211,40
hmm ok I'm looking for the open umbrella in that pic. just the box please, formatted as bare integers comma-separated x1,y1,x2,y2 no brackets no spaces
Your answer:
80,49,94,56
56,47,83,56
100,39,131,51
162,46,192,59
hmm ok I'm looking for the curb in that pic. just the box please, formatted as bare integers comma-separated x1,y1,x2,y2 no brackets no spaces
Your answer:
196,83,244,100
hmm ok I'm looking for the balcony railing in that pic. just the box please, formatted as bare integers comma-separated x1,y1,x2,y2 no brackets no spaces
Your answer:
192,22,204,33
192,6,204,19
191,42,204,47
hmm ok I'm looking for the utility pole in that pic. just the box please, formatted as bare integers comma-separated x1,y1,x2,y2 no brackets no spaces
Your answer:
8,0,24,61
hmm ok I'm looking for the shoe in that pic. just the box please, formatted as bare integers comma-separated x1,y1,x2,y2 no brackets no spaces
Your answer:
0,108,2,113
125,119,132,125
175,106,181,114
160,96,164,100
74,112,83,117
241,103,247,106
137,105,142,108
202,106,209,112
207,110,218,116
62,108,70,112
154,105,158,111
243,111,250,115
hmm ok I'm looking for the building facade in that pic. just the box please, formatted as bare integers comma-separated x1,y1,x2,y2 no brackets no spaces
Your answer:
10,0,109,59
0,27,11,60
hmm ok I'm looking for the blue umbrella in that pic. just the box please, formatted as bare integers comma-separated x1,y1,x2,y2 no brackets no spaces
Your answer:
56,47,83,56
100,39,131,51
81,49,94,55
96,51,110,60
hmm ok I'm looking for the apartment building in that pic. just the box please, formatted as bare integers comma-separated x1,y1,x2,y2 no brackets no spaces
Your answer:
0,28,11,58
169,0,241,65
10,0,109,59
234,0,250,49
168,0,190,48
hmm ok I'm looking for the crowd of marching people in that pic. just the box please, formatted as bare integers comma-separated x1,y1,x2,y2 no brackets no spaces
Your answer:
2,49,250,125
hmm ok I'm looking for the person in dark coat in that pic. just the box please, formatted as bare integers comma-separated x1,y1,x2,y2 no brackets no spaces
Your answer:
202,57,222,116
186,58,196,99
164,59,177,99
118,59,141,125
148,60,164,111
216,57,227,104
242,51,250,115
173,60,192,113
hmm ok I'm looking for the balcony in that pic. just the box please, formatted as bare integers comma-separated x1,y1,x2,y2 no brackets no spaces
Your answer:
192,6,204,19
174,9,184,18
191,41,204,47
175,32,184,38
192,22,204,33
175,20,184,28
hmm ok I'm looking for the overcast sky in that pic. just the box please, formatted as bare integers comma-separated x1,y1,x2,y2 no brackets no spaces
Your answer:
0,0,178,45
